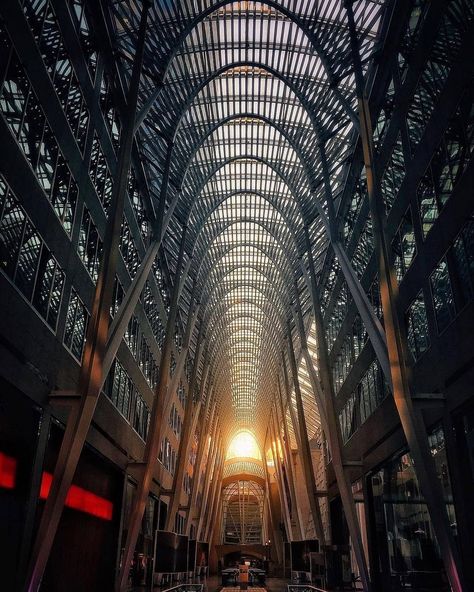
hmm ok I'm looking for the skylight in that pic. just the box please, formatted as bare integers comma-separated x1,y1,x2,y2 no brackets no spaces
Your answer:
226,430,262,460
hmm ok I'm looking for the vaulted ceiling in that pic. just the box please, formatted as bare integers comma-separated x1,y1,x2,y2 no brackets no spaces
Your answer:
108,0,387,448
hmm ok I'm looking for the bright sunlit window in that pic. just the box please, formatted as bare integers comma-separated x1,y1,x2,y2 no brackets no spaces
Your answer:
226,430,261,460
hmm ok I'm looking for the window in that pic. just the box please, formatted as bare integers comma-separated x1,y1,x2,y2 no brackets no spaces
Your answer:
68,0,97,79
352,217,374,278
107,360,133,419
174,512,185,534
352,315,368,359
124,316,140,357
430,257,456,333
332,333,353,393
99,73,121,152
406,292,430,360
159,438,176,475
142,281,166,347
183,472,192,496
89,134,112,212
368,275,382,318
0,177,64,329
111,277,124,317
103,359,150,439
177,381,186,408
339,359,388,443
78,207,102,282
23,0,89,152
339,393,357,443
132,393,150,440
358,359,387,424
64,289,88,360
392,208,416,282
169,404,182,439
380,134,405,212
417,86,474,237
449,220,474,309
119,219,140,279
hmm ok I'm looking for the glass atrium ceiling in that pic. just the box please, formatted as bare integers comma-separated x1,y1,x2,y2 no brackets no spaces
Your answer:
108,0,387,448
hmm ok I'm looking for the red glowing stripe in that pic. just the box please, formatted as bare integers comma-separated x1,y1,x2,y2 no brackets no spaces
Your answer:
39,472,113,521
0,452,17,489
39,471,52,499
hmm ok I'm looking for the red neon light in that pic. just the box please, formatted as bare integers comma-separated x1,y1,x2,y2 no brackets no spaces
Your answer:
40,472,113,521
39,471,52,500
0,452,17,489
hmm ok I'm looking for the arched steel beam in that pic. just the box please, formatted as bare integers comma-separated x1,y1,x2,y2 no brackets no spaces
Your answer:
205,260,289,291
204,271,288,316
203,283,286,329
141,60,326,225
157,60,347,231
203,297,284,337
209,334,280,372
199,280,288,334
193,217,299,277
187,187,304,239
146,1,358,128
194,213,297,255
201,263,290,308
166,66,333,220
179,156,314,290
174,106,317,184
208,313,284,351
182,153,308,207
207,330,281,371
194,235,296,297
177,111,313,167
208,324,281,371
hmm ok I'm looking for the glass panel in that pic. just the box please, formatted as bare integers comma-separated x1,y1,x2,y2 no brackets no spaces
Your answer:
430,258,456,333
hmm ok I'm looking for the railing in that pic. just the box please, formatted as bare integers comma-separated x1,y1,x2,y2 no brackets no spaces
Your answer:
160,585,203,592
288,585,329,592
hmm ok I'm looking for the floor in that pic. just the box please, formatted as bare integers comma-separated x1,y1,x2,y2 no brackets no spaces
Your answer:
265,578,291,592
131,575,290,592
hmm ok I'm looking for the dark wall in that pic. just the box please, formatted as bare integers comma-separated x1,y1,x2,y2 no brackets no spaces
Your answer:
0,377,124,591
0,378,41,589
40,424,123,592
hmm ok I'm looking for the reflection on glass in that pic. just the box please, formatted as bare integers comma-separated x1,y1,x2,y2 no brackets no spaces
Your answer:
371,431,455,591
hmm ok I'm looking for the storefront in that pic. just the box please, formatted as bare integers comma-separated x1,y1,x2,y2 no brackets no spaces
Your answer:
367,426,454,591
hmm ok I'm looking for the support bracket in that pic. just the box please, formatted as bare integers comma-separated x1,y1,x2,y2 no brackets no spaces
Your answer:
412,393,446,408
48,391,81,406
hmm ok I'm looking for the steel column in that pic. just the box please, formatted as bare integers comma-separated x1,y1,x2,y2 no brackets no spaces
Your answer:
206,453,225,543
116,225,189,591
134,86,163,133
196,431,219,539
276,378,305,539
293,283,371,590
269,410,294,540
281,355,309,512
103,140,176,378
163,281,199,409
315,146,392,384
184,383,215,536
165,328,206,530
286,333,326,544
23,5,151,589
261,440,283,563
201,442,223,541
345,3,464,590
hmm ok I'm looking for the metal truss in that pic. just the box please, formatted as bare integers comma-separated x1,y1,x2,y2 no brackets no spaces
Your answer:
5,0,471,590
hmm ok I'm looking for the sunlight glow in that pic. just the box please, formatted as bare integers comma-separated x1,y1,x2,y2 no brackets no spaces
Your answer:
226,430,261,460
